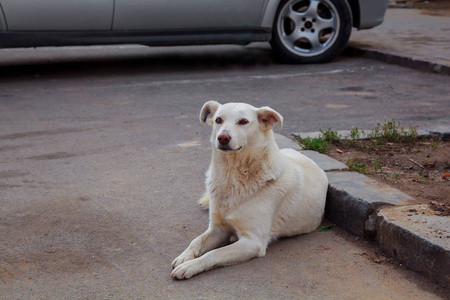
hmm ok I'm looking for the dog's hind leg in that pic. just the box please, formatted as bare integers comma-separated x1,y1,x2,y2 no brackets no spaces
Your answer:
198,192,209,209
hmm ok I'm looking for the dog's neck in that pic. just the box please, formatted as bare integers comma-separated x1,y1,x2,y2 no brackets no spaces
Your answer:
206,132,286,207
210,137,283,189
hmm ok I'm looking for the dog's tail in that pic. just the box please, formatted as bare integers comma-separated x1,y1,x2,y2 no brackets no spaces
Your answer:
198,192,210,209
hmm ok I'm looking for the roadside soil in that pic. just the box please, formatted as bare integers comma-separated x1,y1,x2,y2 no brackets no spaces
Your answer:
397,0,450,17
326,136,450,215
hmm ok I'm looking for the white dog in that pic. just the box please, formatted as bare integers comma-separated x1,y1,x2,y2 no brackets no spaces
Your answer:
171,101,328,279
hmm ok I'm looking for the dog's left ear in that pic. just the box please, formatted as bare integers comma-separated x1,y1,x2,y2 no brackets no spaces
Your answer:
257,106,283,132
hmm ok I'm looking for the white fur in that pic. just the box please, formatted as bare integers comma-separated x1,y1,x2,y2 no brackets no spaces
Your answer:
171,101,328,279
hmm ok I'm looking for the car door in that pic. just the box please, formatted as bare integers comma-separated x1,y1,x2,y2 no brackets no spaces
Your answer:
113,0,267,30
1,0,114,31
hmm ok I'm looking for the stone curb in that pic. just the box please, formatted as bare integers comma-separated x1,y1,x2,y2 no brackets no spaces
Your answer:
326,173,449,286
293,128,440,141
344,45,450,76
275,129,450,286
325,171,414,237
376,205,450,286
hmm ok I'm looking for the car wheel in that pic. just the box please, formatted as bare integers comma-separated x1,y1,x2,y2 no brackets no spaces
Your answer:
270,0,352,63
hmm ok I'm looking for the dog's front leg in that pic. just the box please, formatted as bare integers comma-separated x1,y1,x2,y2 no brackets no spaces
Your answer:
171,236,264,279
171,226,230,269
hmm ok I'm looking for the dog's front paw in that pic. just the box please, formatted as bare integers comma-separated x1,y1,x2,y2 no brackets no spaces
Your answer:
171,259,204,280
171,251,196,269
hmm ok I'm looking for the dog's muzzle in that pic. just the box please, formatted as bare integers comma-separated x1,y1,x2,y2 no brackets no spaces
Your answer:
218,133,231,146
217,133,242,152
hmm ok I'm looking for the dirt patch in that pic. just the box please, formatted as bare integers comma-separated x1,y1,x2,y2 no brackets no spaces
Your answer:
393,0,450,17
413,0,450,17
326,136,450,213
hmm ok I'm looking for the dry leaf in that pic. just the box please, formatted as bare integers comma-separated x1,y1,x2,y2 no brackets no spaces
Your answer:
373,251,387,262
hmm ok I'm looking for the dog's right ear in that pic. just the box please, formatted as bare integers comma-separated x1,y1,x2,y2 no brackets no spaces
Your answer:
200,101,221,126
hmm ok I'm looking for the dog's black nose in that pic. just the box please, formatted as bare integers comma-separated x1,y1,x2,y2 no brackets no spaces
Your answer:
217,133,231,145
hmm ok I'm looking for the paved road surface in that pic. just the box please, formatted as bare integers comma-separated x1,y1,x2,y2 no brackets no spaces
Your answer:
1,44,449,134
0,45,448,299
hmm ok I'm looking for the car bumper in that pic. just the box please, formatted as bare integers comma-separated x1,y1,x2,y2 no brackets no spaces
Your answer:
358,0,389,29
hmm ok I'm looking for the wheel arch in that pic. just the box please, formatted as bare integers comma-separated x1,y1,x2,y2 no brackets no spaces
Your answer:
262,0,360,29
261,0,283,28
0,2,7,31
346,0,361,28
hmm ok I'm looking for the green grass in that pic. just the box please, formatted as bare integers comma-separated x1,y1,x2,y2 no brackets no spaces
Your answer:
431,138,441,150
391,172,400,180
297,136,331,154
295,128,340,154
346,156,372,175
368,119,418,143
372,157,382,172
320,128,341,144
318,224,333,232
295,119,418,157
350,127,366,140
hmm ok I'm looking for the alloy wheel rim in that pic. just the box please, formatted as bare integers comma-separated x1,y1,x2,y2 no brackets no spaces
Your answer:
278,0,341,57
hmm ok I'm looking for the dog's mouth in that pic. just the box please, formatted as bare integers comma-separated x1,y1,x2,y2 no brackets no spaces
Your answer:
218,145,243,152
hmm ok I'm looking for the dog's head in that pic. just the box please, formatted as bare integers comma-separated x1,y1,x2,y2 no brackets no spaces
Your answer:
199,101,283,153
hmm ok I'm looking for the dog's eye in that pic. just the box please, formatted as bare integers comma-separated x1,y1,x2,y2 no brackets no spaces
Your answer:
215,117,223,124
238,119,249,125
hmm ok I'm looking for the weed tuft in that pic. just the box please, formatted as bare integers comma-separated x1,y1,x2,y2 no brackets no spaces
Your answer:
320,128,341,144
350,127,366,140
296,136,331,154
373,157,382,172
346,156,372,174
431,137,441,150
368,119,417,143
391,172,400,180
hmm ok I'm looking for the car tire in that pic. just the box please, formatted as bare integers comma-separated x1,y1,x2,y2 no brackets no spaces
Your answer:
270,0,352,64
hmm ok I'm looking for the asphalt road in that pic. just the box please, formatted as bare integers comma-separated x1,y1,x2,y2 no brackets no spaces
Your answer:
0,44,448,299
1,44,449,134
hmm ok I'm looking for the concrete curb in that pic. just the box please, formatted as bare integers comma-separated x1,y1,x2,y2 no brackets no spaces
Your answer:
325,172,414,237
275,128,450,286
376,205,450,286
293,128,438,141
344,46,450,76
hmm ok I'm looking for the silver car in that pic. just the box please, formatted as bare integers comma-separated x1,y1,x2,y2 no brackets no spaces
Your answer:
0,0,388,63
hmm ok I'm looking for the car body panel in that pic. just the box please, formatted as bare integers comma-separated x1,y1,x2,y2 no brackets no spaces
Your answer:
0,0,388,50
0,3,7,31
358,0,389,29
0,0,113,31
113,0,267,30
0,29,271,49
